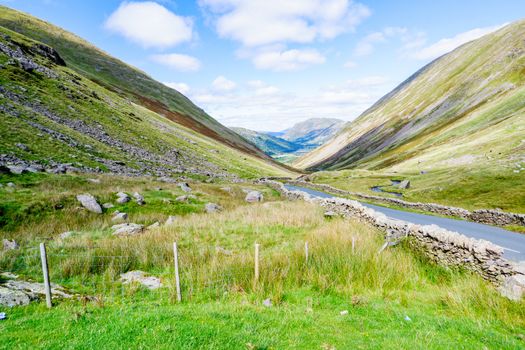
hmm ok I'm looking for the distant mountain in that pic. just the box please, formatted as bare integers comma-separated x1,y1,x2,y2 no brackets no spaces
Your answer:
231,128,301,156
295,20,525,172
232,118,344,163
281,118,345,147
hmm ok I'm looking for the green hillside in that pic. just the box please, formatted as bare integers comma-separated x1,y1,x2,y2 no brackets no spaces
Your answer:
0,5,274,161
296,20,525,173
0,23,292,179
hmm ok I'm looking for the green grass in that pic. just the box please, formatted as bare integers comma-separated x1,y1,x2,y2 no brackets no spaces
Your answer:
1,174,525,348
312,168,525,213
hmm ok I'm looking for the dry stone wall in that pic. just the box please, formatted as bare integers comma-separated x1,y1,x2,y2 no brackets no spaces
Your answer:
287,181,525,227
257,179,525,299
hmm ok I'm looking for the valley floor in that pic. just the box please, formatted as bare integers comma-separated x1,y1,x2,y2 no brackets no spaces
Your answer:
1,173,524,349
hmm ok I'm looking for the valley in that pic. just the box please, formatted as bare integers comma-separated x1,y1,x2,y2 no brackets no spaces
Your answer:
1,3,524,349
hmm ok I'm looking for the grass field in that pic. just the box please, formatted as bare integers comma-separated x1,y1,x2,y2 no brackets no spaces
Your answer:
1,173,525,349
311,167,525,214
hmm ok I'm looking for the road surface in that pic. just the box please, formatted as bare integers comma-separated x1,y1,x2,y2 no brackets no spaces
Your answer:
284,184,525,261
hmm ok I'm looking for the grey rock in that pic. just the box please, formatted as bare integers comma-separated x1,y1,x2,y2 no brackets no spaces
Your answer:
176,194,196,202
179,182,192,192
245,191,264,203
2,239,19,251
262,298,272,307
500,275,525,301
102,203,114,209
111,223,144,236
112,212,128,221
76,193,102,214
205,203,222,213
147,222,160,230
220,187,232,193
87,178,101,184
7,165,27,175
133,192,146,205
15,143,29,151
120,271,162,290
397,180,410,189
116,192,131,204
6,182,15,188
0,286,31,307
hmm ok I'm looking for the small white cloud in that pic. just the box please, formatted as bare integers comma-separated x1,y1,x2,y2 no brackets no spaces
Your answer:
151,53,201,71
163,82,191,94
252,48,326,71
105,1,193,49
353,31,386,56
200,0,370,47
212,76,237,91
411,24,506,60
346,76,388,87
343,60,357,69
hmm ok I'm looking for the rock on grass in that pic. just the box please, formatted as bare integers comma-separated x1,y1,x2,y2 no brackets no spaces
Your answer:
76,193,102,214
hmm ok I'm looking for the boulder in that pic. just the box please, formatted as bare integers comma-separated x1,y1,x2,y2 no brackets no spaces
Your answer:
133,192,146,205
120,271,162,290
397,180,410,189
116,192,131,204
147,222,160,230
245,191,264,203
6,182,15,188
205,203,222,213
76,194,102,214
102,203,114,209
111,223,144,236
179,182,192,192
0,286,31,307
2,239,19,251
500,275,525,301
112,212,128,221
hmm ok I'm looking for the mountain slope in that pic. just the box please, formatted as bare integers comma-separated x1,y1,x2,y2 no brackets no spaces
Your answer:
231,127,301,156
296,20,525,172
0,5,272,162
0,21,292,179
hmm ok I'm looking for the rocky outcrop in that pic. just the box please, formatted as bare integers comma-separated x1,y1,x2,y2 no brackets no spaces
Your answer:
0,276,71,307
205,203,222,213
258,179,525,298
286,180,525,227
111,223,144,236
120,271,162,290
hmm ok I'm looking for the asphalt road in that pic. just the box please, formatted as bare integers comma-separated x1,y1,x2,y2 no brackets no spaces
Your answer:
284,184,525,261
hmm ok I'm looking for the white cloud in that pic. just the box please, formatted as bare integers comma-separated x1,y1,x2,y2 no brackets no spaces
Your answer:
105,1,193,48
252,48,326,71
190,77,393,131
353,27,407,56
199,0,370,47
151,53,201,71
163,82,191,94
410,24,506,60
343,60,357,68
212,76,237,91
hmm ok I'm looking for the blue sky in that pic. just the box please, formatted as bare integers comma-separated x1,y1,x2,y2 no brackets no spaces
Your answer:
1,0,524,131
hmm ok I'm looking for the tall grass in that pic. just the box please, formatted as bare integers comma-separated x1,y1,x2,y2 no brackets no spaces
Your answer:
2,200,524,326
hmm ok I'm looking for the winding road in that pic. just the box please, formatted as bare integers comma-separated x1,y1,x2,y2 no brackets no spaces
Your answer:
284,184,525,261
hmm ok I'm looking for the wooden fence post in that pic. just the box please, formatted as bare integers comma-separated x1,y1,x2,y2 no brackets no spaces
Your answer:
352,236,355,254
254,243,260,287
305,241,309,264
39,243,52,308
173,242,182,302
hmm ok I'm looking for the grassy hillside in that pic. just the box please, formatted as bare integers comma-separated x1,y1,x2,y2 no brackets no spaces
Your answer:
0,23,292,179
0,5,275,162
1,173,525,348
296,20,525,174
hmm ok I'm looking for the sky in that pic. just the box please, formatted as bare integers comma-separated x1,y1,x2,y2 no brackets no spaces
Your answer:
1,1,524,131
